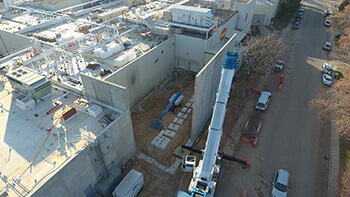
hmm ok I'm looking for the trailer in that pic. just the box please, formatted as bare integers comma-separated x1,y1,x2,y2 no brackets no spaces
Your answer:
113,170,144,197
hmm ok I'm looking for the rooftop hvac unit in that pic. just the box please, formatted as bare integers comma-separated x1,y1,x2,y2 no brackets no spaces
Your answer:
6,67,51,102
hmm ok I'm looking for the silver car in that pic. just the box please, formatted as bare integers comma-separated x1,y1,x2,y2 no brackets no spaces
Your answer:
255,91,271,111
271,169,290,197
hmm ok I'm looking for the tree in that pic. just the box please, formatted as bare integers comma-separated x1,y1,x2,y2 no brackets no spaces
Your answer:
331,6,350,33
310,66,350,138
245,33,288,72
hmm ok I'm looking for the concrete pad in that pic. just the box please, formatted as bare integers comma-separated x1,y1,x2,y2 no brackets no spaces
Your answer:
172,117,184,126
173,146,191,158
180,107,189,113
151,136,171,151
176,112,188,119
163,130,176,139
185,102,193,108
167,123,180,132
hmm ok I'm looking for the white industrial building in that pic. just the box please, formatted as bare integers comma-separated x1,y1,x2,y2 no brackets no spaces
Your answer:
252,0,281,26
0,0,257,196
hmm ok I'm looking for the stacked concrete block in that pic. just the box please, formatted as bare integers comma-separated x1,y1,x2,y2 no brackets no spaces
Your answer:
163,130,176,139
180,107,192,114
151,131,171,151
172,117,184,126
188,95,194,103
168,123,180,132
176,112,188,120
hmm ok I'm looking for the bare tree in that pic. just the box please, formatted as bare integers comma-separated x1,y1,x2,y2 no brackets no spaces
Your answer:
245,33,288,72
333,30,350,62
310,67,350,138
331,6,350,33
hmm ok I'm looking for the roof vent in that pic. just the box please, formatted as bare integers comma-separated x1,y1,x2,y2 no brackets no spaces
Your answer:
22,71,27,75
12,72,17,76
17,69,23,73
16,74,22,78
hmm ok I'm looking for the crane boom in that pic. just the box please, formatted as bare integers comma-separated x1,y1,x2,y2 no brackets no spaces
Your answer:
186,51,241,197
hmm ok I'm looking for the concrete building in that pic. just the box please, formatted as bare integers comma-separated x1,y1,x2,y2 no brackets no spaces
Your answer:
252,0,282,26
0,0,257,196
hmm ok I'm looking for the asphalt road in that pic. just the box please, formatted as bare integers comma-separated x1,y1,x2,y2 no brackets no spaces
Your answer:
216,0,340,196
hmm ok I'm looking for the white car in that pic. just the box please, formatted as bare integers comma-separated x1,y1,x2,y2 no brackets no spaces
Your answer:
324,20,331,27
274,60,285,71
322,74,332,86
271,169,290,197
323,62,333,74
255,91,271,111
323,42,332,51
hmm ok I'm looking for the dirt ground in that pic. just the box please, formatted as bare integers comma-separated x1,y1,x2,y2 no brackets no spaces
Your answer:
123,72,196,196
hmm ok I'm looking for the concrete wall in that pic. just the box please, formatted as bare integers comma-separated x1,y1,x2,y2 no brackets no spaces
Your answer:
97,111,136,168
0,30,32,56
81,73,129,112
208,13,239,49
191,33,243,140
31,144,104,197
269,0,282,17
105,36,175,107
31,110,136,197
175,34,205,73
234,0,257,34
253,0,274,26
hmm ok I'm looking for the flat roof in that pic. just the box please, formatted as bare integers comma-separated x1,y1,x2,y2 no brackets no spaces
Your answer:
0,82,119,196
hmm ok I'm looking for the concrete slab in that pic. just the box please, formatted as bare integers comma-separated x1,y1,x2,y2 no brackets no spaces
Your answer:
167,123,180,132
180,107,192,114
185,102,193,108
173,146,191,158
172,117,184,126
176,112,188,119
151,135,171,151
163,130,176,139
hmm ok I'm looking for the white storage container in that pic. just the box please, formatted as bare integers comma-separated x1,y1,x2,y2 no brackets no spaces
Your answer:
171,5,213,27
114,50,136,66
88,104,102,117
113,170,144,197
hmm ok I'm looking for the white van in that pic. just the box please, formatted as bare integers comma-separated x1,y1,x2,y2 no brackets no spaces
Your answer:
255,91,271,111
113,169,144,197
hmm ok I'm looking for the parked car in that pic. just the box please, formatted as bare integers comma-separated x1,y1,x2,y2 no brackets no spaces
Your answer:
299,6,304,12
255,91,271,111
271,169,290,197
324,10,331,17
322,74,332,86
297,12,303,19
324,20,331,27
295,17,301,23
322,42,332,51
292,23,300,29
323,62,333,74
274,60,285,71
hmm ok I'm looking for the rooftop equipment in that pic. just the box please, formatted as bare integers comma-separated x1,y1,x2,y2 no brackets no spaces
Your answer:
6,67,51,102
171,5,214,28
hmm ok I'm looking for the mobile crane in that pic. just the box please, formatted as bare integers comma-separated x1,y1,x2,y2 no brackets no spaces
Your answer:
179,51,250,197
